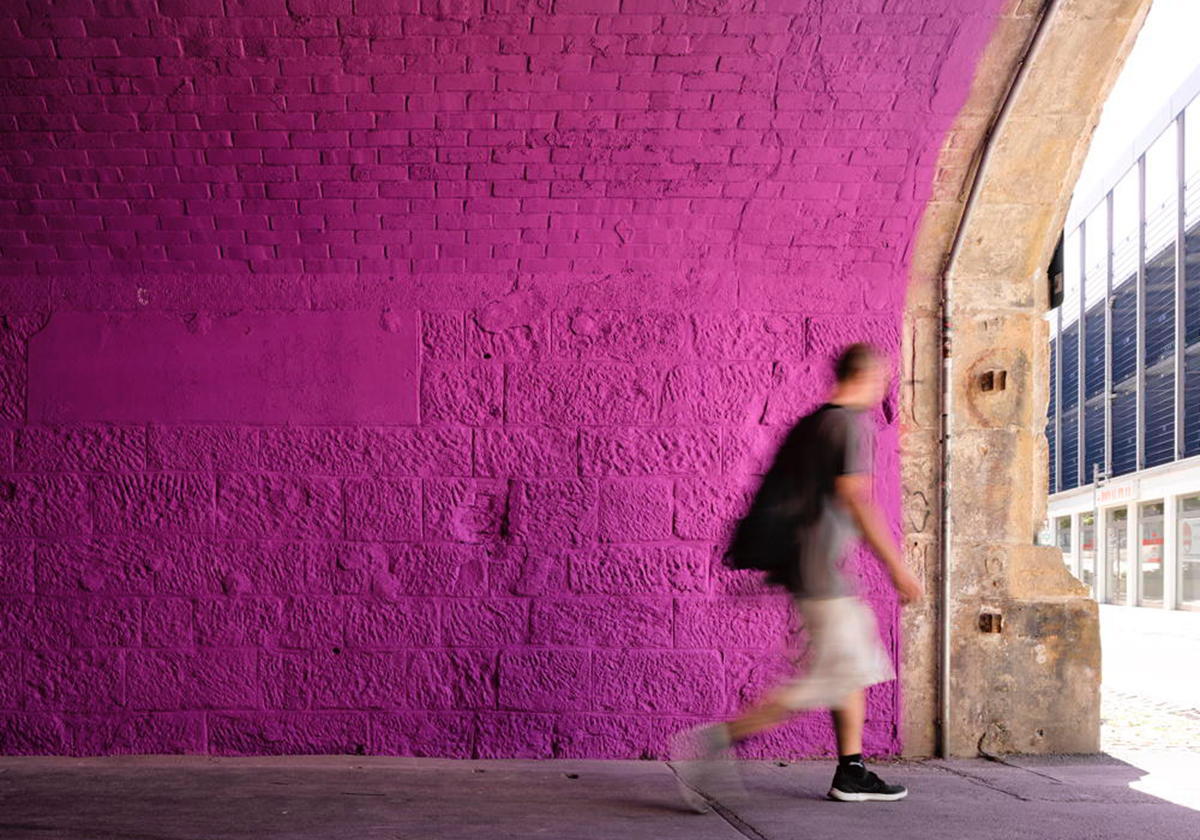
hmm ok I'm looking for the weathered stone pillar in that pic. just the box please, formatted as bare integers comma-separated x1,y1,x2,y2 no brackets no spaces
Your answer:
903,0,1153,756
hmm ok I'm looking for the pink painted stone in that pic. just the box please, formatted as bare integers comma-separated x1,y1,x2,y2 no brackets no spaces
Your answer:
0,0,1004,760
27,311,419,425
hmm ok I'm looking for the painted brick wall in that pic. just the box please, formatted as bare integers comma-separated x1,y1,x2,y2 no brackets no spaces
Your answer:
0,0,1001,757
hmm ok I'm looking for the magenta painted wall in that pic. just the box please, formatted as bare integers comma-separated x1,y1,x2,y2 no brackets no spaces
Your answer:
0,0,1001,758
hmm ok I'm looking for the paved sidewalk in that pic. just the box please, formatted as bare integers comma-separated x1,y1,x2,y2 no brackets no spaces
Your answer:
0,754,1196,840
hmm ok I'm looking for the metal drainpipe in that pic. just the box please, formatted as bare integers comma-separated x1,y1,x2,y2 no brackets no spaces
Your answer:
937,0,1059,758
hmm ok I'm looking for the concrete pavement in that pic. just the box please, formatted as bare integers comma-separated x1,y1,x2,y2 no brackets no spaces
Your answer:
0,754,1196,840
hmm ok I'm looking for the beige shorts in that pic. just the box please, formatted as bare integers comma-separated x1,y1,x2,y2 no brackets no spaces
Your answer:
772,596,895,712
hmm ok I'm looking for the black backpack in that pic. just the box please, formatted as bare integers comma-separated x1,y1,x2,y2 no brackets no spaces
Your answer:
722,406,838,583
722,425,816,579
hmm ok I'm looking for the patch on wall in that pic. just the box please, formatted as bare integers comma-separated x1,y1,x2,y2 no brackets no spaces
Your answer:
27,310,419,425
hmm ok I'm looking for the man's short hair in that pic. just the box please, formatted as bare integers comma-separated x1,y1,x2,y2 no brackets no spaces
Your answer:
834,342,879,383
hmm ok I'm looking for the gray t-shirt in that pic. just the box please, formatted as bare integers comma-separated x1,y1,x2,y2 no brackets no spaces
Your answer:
771,403,873,599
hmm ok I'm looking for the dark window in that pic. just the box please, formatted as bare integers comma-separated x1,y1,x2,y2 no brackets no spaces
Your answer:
1185,223,1200,346
1112,387,1138,476
1184,223,1200,456
1048,337,1058,493
1083,303,1106,400
1084,397,1105,484
1111,278,1138,383
1061,406,1079,490
1144,245,1175,365
1143,240,1176,468
1061,323,1079,411
1144,369,1174,468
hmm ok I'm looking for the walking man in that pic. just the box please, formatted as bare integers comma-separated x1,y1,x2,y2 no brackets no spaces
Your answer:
673,342,924,807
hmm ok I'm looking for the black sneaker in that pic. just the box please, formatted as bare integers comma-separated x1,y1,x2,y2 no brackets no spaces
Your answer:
827,763,908,802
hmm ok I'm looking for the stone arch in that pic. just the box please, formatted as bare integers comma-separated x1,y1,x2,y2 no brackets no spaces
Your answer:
902,0,1154,756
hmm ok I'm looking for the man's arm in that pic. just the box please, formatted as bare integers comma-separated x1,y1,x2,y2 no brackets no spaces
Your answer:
835,473,923,604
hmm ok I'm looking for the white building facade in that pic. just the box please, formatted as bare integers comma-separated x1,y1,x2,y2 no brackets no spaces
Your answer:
1046,68,1200,611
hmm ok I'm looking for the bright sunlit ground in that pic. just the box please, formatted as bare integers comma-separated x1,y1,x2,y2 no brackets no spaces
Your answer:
1099,604,1200,811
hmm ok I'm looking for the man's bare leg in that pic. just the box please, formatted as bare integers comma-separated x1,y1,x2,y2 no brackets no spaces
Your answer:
725,696,791,742
830,688,865,756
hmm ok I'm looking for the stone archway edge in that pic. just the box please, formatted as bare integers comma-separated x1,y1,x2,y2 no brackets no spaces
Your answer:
902,0,1154,757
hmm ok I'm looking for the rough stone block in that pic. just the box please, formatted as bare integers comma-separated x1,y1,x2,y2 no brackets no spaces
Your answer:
308,651,406,710
344,477,421,540
387,543,489,596
15,425,146,472
506,364,659,425
421,362,503,425
126,650,260,711
259,427,369,475
579,427,720,476
194,596,283,647
423,478,508,543
216,474,342,539
276,597,346,650
257,652,316,711
510,479,596,548
488,546,568,596
0,474,91,537
407,649,498,711
661,363,777,424
498,649,590,712
365,427,472,476
722,424,789,476
370,711,475,757
34,537,222,597
214,540,310,597
759,362,830,425
694,311,807,360
474,712,555,758
674,597,791,649
673,477,750,540
0,713,69,754
70,712,204,756
593,650,723,715
553,713,657,759
141,598,194,647
35,596,141,649
530,596,673,648
307,541,391,595
422,311,465,361
0,363,25,424
0,598,33,648
466,313,548,362
91,472,213,536
208,712,369,756
598,477,672,542
147,425,260,471
570,545,708,594
443,598,529,646
808,315,901,366
0,539,33,593
550,309,689,361
344,598,441,648
0,651,20,709
23,650,124,712
473,427,577,477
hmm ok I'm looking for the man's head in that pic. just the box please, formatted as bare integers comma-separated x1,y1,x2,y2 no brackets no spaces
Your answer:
832,342,888,408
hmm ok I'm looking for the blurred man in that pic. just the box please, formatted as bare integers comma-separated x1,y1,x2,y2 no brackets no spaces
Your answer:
673,342,923,808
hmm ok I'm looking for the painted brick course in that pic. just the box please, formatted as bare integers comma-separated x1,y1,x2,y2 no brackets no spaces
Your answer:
0,0,1001,757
